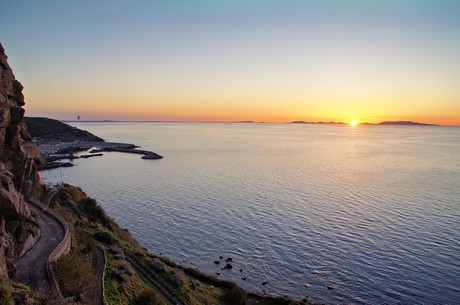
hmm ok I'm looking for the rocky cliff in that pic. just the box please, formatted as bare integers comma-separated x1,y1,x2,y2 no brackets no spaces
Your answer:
0,43,41,278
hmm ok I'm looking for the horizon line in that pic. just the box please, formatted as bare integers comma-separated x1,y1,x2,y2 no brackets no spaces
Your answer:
26,116,460,127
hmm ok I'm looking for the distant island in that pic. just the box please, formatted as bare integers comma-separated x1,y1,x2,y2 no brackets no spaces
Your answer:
375,121,439,126
57,119,445,126
291,120,439,126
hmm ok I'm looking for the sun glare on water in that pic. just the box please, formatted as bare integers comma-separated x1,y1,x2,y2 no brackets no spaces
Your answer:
350,120,358,126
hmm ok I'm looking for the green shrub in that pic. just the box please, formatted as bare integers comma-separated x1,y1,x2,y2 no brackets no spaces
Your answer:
73,229,97,254
0,280,14,305
131,289,161,305
223,284,247,305
80,198,109,224
94,231,115,245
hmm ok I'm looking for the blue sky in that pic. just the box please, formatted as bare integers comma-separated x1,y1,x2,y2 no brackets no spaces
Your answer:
1,0,459,123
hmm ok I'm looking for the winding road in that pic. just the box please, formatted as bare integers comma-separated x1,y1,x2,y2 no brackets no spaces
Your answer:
14,202,65,291
13,198,186,305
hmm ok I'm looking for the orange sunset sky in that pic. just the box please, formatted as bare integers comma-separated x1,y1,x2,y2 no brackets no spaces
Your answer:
1,1,459,125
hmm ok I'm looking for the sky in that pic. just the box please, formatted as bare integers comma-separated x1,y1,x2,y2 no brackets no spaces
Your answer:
1,0,459,125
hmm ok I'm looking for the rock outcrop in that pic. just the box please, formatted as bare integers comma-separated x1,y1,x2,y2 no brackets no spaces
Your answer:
0,43,41,278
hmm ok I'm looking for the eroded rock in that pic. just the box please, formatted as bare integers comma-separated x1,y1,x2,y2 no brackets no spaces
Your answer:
0,43,41,278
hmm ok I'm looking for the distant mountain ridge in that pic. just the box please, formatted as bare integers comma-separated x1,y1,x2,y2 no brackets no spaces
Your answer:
291,120,439,126
376,121,438,126
55,119,442,126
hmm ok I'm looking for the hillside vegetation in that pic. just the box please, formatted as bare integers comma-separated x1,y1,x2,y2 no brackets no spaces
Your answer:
37,184,308,305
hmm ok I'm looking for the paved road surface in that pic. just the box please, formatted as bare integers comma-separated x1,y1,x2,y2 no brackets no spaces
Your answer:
14,203,65,291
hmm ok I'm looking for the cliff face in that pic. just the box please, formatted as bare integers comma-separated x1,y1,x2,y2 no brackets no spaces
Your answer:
0,43,41,278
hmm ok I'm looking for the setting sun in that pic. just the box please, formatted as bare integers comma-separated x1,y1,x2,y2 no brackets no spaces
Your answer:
350,120,358,126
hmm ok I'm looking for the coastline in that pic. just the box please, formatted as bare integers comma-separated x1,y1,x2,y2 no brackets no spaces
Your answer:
37,141,163,170
39,183,309,305
29,119,309,303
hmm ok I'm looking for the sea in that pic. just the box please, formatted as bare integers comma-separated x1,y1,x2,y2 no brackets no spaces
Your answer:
41,122,460,304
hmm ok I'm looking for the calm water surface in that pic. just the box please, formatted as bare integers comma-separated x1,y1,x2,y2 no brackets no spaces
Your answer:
42,123,460,304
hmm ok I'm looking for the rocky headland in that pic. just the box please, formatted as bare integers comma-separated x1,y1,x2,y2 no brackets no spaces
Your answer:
24,117,104,143
23,117,163,170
